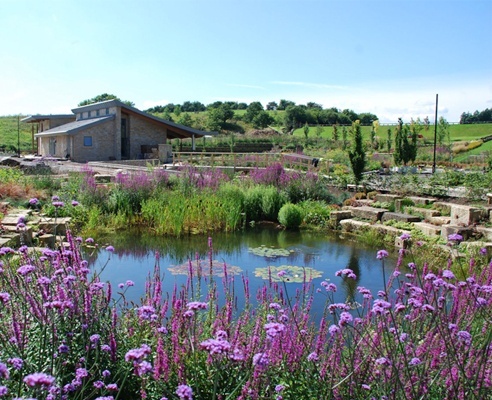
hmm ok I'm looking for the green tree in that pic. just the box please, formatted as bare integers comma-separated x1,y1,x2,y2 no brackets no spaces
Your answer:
252,111,274,129
437,116,450,146
348,121,366,187
303,123,310,140
342,126,348,150
207,103,234,131
278,99,296,110
386,128,392,152
332,124,339,141
266,101,278,111
177,113,193,127
393,118,418,166
283,105,307,134
78,93,134,107
174,104,182,117
244,102,264,123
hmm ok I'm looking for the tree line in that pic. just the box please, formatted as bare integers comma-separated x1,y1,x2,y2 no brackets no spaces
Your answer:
144,99,379,133
460,108,492,124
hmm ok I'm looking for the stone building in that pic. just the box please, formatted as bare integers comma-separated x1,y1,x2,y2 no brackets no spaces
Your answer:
27,99,213,162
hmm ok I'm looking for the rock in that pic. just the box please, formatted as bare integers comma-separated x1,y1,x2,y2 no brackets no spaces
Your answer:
329,210,353,227
381,212,421,223
375,194,402,203
406,206,441,220
339,219,371,233
441,225,475,241
450,204,486,226
408,196,436,206
347,206,387,222
413,222,442,236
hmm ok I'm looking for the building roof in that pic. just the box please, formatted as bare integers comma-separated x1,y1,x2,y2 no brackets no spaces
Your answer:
34,115,114,137
21,114,75,123
73,99,217,139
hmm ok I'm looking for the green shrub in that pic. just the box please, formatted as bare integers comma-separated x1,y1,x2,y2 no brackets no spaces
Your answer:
243,185,265,222
298,200,332,228
278,203,303,229
261,186,287,221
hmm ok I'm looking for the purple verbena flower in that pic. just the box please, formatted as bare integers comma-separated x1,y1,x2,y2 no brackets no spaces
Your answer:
0,292,10,304
377,250,389,259
17,264,36,276
176,384,193,400
23,372,55,387
0,364,9,379
448,233,463,242
7,357,23,370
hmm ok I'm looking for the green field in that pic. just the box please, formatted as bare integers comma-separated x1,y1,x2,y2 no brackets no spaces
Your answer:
0,115,33,153
1,111,491,157
292,122,492,143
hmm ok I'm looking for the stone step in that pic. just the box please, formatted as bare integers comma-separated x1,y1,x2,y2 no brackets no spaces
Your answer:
329,210,353,227
441,225,475,241
450,204,487,226
405,206,441,220
413,222,442,236
0,233,20,248
381,212,421,223
428,216,451,226
408,196,436,206
433,202,454,216
476,226,492,241
375,194,402,203
347,206,387,222
339,219,371,233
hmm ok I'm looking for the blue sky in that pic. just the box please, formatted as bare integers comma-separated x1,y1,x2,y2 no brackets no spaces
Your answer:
1,0,491,122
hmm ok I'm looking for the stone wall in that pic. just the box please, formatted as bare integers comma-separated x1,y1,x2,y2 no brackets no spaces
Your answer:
128,116,168,159
72,119,117,162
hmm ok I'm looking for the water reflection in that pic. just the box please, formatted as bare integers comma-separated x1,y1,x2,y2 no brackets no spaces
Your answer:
85,227,400,319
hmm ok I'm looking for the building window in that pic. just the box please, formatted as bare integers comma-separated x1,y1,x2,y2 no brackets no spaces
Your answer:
83,136,92,146
96,109,100,117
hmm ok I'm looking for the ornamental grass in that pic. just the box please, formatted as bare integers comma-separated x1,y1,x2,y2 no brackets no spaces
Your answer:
0,232,490,399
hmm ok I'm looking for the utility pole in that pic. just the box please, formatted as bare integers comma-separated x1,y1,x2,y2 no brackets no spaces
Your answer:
17,115,20,158
432,94,438,174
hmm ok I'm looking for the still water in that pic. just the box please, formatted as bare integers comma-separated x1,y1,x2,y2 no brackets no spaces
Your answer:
85,227,400,319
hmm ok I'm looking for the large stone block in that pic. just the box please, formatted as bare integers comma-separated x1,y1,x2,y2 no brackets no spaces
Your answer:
476,226,492,241
339,219,371,233
428,216,451,226
408,196,436,206
406,206,441,220
433,202,454,216
450,204,485,226
413,222,442,236
329,210,353,227
348,206,387,222
375,194,402,203
441,225,474,241
381,212,421,223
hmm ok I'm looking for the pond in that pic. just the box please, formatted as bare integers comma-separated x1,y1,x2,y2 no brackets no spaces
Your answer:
85,226,402,320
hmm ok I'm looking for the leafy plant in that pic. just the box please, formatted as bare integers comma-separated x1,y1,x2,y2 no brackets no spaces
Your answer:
278,203,303,229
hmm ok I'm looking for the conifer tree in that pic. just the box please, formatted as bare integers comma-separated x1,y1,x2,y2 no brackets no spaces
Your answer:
348,121,366,188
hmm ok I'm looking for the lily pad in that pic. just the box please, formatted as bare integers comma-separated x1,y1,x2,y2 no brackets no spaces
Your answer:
248,245,294,258
254,265,323,283
168,259,242,277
